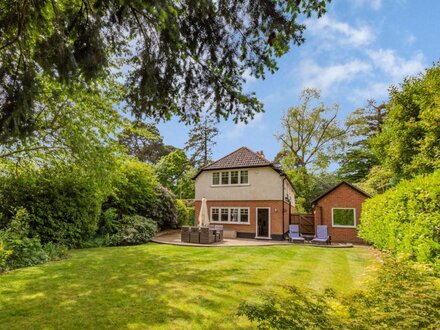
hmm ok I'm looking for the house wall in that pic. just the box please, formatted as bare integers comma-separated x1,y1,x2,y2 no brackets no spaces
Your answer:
195,200,292,240
195,167,288,201
313,184,367,244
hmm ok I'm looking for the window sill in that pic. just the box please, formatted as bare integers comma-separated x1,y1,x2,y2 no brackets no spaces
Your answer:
210,184,251,188
332,225,357,228
210,221,250,225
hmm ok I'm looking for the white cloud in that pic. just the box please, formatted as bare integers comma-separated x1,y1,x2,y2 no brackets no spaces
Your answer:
306,16,375,47
367,49,424,80
221,112,265,140
298,59,372,94
351,0,382,10
350,82,390,102
242,68,257,83
405,34,417,45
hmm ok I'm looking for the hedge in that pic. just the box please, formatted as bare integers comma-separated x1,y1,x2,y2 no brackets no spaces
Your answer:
359,170,440,266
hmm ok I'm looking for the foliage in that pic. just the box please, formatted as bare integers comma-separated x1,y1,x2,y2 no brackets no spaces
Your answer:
107,159,177,228
276,88,347,172
109,215,158,246
371,62,440,182
284,168,339,212
185,114,219,168
239,259,440,330
337,101,386,183
0,167,107,247
359,170,440,266
118,121,176,164
239,286,338,329
156,150,195,199
0,208,67,272
0,0,330,141
176,200,194,226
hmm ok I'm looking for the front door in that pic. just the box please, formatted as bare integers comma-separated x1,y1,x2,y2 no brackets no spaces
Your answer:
256,208,270,238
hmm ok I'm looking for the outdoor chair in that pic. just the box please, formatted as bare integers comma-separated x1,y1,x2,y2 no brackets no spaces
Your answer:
189,227,200,243
311,225,331,245
181,226,190,243
200,227,216,244
288,224,305,243
214,225,224,242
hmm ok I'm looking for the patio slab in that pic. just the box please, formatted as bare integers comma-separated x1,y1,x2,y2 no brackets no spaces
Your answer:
152,230,353,248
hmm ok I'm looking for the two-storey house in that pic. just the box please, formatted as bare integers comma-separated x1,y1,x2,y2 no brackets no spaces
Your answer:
194,147,296,240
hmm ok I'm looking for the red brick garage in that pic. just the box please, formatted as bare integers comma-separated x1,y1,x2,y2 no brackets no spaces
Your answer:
311,181,370,244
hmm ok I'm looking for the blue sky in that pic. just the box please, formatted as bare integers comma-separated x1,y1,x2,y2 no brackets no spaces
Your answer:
158,0,440,162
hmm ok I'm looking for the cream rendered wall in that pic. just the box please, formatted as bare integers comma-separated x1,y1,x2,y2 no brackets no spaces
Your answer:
195,167,293,201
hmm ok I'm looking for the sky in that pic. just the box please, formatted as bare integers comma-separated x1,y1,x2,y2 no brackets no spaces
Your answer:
158,0,440,162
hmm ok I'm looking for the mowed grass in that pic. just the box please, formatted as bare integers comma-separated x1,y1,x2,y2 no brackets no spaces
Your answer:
0,243,377,330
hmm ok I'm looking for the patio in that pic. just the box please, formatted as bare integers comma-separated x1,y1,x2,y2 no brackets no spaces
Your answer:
151,230,354,248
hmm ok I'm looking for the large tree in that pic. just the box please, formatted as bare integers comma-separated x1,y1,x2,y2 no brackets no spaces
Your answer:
0,0,330,143
371,62,440,182
185,114,219,168
276,88,346,172
337,100,386,183
118,122,176,164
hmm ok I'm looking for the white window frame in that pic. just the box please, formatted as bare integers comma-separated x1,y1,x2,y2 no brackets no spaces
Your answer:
211,170,250,187
332,208,356,228
210,207,250,224
255,207,271,239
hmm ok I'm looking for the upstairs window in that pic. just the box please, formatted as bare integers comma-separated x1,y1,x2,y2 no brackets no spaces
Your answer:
221,172,229,185
240,171,248,184
212,172,220,185
211,170,249,186
332,208,356,227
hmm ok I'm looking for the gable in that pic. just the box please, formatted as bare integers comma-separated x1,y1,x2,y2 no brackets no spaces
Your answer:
311,181,370,206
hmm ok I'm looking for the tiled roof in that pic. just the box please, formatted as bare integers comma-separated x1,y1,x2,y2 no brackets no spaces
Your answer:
311,181,370,205
202,147,271,170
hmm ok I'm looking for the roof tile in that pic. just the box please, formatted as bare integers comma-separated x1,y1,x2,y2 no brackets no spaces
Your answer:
202,147,271,170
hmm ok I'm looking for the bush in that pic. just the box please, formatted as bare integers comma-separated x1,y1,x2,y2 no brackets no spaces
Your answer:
0,208,67,272
0,168,104,246
109,215,158,246
359,170,440,266
106,160,177,229
176,199,194,226
238,259,440,330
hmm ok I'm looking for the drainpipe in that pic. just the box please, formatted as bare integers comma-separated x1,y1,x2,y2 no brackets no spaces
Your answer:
282,178,286,240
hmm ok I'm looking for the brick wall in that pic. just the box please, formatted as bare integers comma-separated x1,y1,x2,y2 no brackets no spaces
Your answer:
195,200,291,240
313,184,367,244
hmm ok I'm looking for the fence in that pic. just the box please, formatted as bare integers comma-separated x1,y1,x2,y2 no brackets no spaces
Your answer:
290,213,315,235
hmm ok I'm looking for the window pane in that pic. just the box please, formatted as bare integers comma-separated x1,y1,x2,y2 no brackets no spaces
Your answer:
221,172,229,185
230,171,239,184
211,208,219,222
212,172,220,185
231,208,239,222
240,171,248,184
333,209,355,226
221,208,229,222
240,209,249,222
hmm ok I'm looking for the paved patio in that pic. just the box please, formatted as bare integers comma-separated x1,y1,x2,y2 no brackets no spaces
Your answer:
151,230,354,248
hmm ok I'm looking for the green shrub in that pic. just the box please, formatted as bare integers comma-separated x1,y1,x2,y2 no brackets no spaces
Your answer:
0,208,67,272
0,168,104,246
109,215,158,246
176,199,194,226
359,170,440,266
238,259,440,330
106,160,177,229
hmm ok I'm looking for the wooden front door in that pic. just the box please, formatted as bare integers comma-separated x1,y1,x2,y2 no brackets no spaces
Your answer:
256,208,270,238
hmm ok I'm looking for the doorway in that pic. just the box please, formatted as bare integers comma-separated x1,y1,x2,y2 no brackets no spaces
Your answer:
256,208,270,239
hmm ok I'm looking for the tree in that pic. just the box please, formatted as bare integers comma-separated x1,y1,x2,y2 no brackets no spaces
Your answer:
337,100,386,182
0,0,330,143
185,114,219,168
276,88,347,173
155,150,195,198
118,122,176,164
371,62,440,182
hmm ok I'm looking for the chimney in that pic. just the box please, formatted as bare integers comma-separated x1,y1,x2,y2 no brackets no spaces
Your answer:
256,150,266,159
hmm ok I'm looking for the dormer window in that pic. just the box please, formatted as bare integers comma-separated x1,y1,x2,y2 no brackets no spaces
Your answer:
212,170,249,186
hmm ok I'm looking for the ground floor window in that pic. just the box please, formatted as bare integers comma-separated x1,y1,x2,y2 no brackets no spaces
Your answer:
210,207,250,224
332,208,356,228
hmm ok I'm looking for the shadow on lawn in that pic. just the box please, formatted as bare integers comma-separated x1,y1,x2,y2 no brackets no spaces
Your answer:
0,244,267,329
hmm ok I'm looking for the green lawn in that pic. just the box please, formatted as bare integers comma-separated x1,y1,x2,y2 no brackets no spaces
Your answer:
0,243,377,330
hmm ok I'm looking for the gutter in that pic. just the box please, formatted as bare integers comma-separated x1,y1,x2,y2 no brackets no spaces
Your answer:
282,177,286,240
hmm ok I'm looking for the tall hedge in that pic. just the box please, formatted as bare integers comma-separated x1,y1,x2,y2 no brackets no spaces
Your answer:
359,170,440,265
